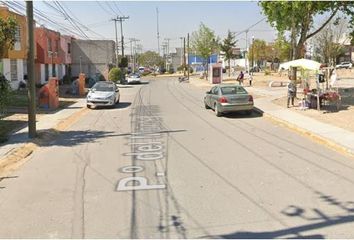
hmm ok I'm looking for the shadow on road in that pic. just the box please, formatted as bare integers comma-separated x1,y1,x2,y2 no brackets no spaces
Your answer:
202,191,354,239
223,107,264,119
4,128,122,148
91,102,132,110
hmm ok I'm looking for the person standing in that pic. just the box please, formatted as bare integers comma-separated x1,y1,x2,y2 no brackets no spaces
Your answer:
329,70,337,88
287,80,297,108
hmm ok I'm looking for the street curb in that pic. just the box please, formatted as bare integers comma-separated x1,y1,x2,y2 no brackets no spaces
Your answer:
0,107,89,177
253,108,354,159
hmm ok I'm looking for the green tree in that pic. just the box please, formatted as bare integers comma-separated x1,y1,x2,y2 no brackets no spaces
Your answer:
0,16,17,59
249,39,267,67
108,67,123,83
220,30,237,77
137,51,164,67
191,22,220,79
119,57,128,68
0,74,11,118
260,1,354,60
273,33,291,62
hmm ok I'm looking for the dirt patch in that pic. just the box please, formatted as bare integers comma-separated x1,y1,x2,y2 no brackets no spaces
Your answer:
0,106,89,177
272,96,354,132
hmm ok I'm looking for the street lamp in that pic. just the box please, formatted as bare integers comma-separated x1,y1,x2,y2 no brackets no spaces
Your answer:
251,36,255,69
79,56,82,74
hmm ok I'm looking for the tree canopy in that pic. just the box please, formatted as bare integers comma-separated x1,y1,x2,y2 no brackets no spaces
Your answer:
220,30,237,76
260,1,354,59
190,22,219,78
0,16,17,58
137,51,163,67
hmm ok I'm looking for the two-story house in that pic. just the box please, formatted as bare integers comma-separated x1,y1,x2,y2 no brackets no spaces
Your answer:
35,26,62,84
0,6,27,89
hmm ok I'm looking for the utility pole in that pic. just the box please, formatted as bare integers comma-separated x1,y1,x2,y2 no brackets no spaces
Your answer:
183,37,186,76
162,43,167,70
26,1,36,138
129,38,140,72
111,16,129,64
118,16,129,57
187,33,190,80
164,38,170,71
180,37,183,67
111,17,119,67
156,7,160,56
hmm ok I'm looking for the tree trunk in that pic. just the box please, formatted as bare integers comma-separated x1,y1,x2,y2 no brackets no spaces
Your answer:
228,59,231,77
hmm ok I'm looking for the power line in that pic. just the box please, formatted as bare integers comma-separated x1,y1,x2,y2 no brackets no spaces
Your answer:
3,1,87,38
111,16,129,57
96,1,113,16
112,1,124,16
105,2,118,16
53,1,89,39
43,1,108,40
233,17,267,37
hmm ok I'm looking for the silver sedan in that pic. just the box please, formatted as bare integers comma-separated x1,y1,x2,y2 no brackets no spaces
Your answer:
86,81,120,108
204,84,254,117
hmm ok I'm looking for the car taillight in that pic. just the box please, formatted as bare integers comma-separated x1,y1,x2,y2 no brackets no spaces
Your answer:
218,96,228,103
248,95,253,102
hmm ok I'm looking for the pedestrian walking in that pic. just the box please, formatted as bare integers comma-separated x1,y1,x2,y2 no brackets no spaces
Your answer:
246,71,253,86
237,71,244,85
287,80,297,108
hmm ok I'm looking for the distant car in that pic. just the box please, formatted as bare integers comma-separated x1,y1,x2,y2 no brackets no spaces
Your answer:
250,66,261,72
204,84,254,117
336,62,352,69
86,81,120,108
126,73,141,84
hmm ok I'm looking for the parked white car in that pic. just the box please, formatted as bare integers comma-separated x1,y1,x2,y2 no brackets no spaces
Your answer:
126,73,141,84
336,62,352,69
86,81,120,108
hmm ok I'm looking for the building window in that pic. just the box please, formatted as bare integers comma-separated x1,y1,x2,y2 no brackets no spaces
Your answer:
67,43,71,54
10,59,18,82
47,37,52,52
14,26,21,51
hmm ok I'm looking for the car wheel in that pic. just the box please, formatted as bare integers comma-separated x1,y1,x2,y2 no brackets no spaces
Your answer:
87,104,91,109
214,104,222,117
204,101,210,109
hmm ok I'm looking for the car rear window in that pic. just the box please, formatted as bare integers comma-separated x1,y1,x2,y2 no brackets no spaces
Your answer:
93,83,114,92
221,86,247,95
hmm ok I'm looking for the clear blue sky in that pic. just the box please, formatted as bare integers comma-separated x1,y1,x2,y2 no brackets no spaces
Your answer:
28,1,277,52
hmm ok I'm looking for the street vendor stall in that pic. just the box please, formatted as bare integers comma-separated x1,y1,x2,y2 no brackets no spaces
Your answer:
278,59,341,111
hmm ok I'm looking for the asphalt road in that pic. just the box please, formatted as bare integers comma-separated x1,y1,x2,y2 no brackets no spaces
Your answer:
1,78,354,238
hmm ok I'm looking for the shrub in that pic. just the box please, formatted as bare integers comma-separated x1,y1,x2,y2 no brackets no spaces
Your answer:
0,74,12,118
108,67,123,83
189,67,194,74
119,57,128,68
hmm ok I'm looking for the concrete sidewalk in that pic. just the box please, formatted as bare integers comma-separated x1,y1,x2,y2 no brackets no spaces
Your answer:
248,86,354,155
0,99,87,161
189,77,354,156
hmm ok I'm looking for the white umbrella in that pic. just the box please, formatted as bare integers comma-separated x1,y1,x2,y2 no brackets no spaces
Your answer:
279,58,321,71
